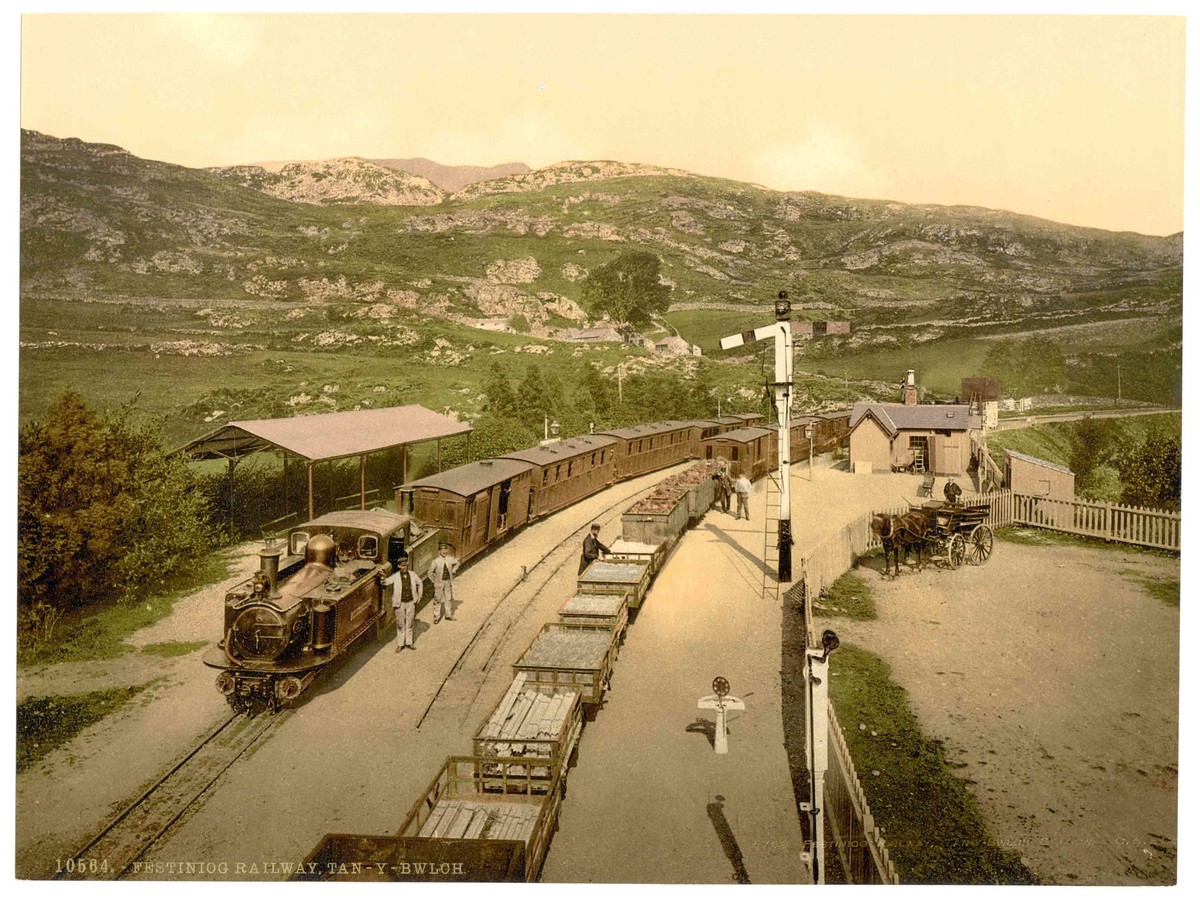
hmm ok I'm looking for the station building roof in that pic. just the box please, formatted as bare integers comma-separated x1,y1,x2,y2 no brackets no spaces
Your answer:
849,403,980,436
176,405,472,463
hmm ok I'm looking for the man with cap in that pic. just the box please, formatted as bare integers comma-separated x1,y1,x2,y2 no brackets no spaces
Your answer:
383,556,423,650
578,524,611,575
428,543,460,622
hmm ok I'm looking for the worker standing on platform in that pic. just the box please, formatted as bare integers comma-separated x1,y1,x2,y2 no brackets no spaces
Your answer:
719,467,734,513
579,523,611,575
428,543,460,622
384,556,422,650
734,472,752,520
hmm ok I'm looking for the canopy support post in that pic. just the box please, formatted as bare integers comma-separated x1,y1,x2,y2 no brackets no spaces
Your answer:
308,462,314,520
402,445,409,485
437,439,443,472
359,454,366,510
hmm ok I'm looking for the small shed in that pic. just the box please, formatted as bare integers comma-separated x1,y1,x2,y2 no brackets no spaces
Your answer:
1004,450,1075,500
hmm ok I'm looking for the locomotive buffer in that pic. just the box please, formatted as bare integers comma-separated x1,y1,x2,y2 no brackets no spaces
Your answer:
720,292,797,582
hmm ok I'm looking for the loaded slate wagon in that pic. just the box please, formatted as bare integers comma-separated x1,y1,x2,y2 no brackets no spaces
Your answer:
608,540,666,576
473,675,584,784
513,621,620,705
577,559,651,609
558,588,630,637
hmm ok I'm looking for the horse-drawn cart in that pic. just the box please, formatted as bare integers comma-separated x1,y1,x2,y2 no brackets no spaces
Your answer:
929,503,994,568
872,501,994,575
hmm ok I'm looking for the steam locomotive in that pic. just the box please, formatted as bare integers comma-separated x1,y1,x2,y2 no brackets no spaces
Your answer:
202,509,439,712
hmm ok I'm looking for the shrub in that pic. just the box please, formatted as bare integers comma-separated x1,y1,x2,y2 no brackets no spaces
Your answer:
17,391,216,649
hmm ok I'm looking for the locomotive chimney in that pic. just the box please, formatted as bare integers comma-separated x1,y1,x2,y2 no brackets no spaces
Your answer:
396,487,414,516
259,545,282,598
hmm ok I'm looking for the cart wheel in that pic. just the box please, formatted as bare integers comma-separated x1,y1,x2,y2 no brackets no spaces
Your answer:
967,525,994,565
947,534,966,570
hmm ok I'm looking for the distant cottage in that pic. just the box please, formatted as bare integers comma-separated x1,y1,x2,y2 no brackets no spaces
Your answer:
653,335,701,357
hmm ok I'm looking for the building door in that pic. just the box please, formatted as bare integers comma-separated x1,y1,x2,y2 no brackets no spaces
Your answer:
908,436,929,472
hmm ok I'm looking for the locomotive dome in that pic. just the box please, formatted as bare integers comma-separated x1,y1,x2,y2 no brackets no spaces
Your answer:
306,533,336,568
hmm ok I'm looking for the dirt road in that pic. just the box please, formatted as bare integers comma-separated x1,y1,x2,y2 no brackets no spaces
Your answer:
821,537,1179,884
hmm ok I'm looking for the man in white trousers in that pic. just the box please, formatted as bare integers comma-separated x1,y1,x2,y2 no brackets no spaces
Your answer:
428,543,460,622
383,556,422,650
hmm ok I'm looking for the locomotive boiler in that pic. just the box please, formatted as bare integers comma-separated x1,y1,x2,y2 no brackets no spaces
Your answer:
203,509,438,712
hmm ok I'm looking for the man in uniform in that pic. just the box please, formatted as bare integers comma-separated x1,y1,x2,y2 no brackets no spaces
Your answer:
428,543,460,622
578,524,610,575
383,556,422,651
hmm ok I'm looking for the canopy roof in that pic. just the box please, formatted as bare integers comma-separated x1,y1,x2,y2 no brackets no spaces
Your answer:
176,405,472,463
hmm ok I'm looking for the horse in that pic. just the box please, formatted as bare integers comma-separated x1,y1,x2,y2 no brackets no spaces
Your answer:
870,513,906,577
871,509,936,575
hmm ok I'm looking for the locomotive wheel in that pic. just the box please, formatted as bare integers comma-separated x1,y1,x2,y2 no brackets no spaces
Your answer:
946,534,966,570
967,525,994,565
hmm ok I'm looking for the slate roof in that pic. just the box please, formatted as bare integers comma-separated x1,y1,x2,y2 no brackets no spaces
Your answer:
849,403,980,436
1004,449,1074,475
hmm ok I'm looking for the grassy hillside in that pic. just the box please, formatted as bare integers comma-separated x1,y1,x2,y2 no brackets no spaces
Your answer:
20,129,1182,436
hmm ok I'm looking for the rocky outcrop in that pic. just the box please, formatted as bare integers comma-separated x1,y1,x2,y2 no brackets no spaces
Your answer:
211,158,445,206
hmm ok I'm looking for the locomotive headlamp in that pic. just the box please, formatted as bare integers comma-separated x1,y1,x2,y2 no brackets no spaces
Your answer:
774,290,792,322
216,672,236,696
551,419,560,438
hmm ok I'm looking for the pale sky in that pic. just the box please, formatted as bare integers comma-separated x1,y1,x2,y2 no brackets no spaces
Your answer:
19,12,1186,235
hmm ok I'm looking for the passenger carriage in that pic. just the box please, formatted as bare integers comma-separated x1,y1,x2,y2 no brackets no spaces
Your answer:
401,458,535,564
701,426,776,480
595,421,697,480
499,434,617,519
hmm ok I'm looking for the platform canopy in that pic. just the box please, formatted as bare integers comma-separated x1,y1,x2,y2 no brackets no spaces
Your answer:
177,405,471,464
175,405,473,523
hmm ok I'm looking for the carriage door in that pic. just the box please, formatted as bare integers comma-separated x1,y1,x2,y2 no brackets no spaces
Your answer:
472,492,491,548
496,480,512,533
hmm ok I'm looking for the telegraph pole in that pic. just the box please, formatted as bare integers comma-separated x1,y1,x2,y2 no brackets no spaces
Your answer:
720,290,796,581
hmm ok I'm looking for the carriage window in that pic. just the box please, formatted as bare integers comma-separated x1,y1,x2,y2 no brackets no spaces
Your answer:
591,453,596,466
627,442,633,454
357,535,379,560
732,448,740,461
543,468,549,487
555,464,562,482
290,532,310,555
568,461,574,477
638,440,643,453
601,450,606,463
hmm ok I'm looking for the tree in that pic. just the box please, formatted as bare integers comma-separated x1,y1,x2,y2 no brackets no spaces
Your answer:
18,391,215,648
516,363,561,425
581,251,672,329
482,361,517,418
1116,436,1181,510
1068,417,1117,493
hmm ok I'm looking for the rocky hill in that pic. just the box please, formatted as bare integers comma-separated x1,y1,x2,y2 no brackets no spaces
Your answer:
20,128,1182,354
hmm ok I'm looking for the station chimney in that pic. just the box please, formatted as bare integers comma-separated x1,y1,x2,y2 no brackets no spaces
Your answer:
902,369,918,406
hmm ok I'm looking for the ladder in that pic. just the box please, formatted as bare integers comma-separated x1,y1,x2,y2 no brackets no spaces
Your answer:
762,473,782,600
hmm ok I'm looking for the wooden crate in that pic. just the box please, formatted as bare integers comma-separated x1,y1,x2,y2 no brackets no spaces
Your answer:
558,588,630,634
397,755,564,883
513,621,619,705
577,559,651,609
608,540,666,576
621,493,689,548
473,677,584,782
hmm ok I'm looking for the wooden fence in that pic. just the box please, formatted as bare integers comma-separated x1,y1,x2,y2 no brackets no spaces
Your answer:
1010,494,1180,551
825,702,901,885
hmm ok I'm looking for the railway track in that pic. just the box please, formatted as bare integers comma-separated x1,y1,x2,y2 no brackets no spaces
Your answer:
53,710,288,880
415,471,684,729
